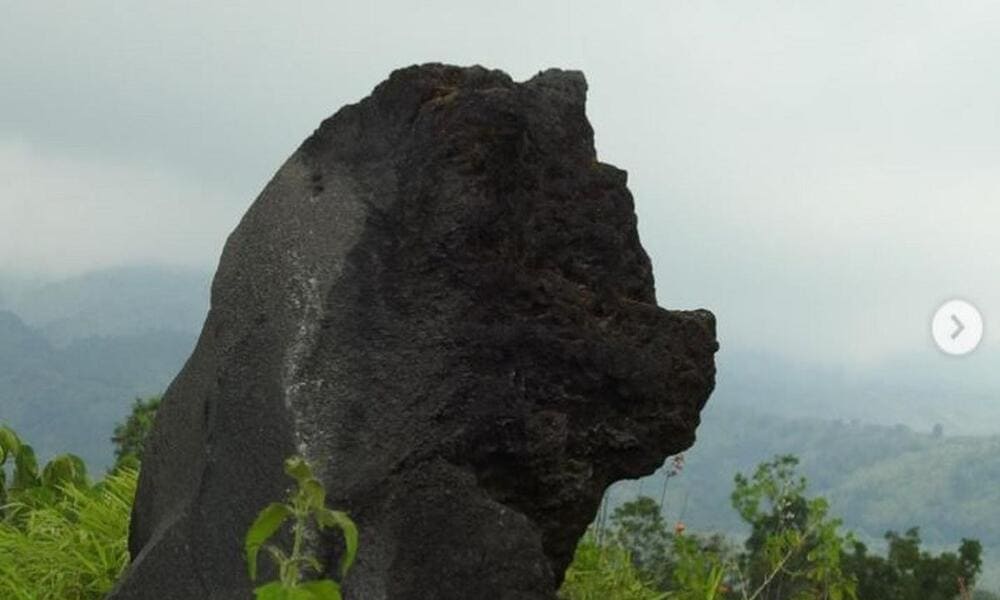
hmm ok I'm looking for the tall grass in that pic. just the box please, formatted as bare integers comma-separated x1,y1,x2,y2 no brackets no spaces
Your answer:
0,468,137,599
559,531,667,600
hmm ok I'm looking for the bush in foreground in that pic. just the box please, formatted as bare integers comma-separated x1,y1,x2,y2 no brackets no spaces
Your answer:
0,424,136,599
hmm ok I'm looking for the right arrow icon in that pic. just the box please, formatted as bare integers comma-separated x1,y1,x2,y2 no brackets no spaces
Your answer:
933,299,983,356
951,314,966,340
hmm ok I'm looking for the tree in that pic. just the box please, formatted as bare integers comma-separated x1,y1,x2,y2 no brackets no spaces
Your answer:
562,455,994,600
610,496,674,588
111,395,161,467
843,528,982,600
669,532,731,600
731,455,857,600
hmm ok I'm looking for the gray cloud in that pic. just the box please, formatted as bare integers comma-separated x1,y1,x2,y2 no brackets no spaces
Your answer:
0,139,241,275
3,1,999,365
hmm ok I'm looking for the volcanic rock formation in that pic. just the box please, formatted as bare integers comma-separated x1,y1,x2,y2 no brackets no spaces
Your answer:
110,64,718,600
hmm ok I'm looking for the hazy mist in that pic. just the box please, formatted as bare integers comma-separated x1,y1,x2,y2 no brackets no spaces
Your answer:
3,1,1000,367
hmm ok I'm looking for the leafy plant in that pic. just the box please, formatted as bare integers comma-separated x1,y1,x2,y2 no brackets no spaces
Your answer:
110,395,161,468
245,456,359,600
668,533,730,600
731,455,857,600
610,496,674,588
559,531,667,600
1,423,39,504
568,454,996,598
0,422,135,599
844,527,982,600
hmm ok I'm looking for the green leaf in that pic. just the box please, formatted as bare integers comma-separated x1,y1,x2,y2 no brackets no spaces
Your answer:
13,444,39,489
284,456,314,485
315,508,358,577
0,424,21,463
302,478,326,510
245,502,293,580
42,453,88,488
253,581,287,600
298,579,342,600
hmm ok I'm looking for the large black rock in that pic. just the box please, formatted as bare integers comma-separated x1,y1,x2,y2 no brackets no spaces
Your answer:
110,64,717,599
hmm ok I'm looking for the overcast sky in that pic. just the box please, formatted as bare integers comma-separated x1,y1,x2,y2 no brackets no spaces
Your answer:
3,1,999,366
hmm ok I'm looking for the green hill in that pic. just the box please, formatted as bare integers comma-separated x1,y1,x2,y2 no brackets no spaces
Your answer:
0,266,209,468
0,309,194,469
607,402,1000,590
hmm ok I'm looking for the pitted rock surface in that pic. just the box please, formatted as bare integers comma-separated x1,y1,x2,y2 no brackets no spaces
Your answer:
110,64,718,600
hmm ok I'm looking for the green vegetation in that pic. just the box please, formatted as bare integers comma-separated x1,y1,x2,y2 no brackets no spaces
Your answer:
611,405,1000,588
729,455,857,599
245,456,358,600
607,496,675,589
3,416,359,600
110,395,161,467
0,424,136,599
562,455,991,600
559,532,666,600
4,392,998,599
844,528,982,600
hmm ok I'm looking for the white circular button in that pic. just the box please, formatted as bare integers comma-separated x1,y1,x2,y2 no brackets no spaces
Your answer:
932,299,983,356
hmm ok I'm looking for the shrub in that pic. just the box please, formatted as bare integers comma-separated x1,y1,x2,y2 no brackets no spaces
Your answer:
0,422,135,599
110,396,161,467
246,456,359,600
559,531,666,600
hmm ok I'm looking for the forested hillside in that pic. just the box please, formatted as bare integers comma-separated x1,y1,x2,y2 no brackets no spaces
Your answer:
610,403,1000,589
0,266,208,468
0,309,194,468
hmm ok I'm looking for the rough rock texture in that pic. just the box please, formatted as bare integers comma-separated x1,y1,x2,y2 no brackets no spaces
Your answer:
110,64,718,600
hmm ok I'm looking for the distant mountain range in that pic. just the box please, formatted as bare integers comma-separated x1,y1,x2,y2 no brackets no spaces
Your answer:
715,347,1000,437
0,265,209,468
4,265,210,346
